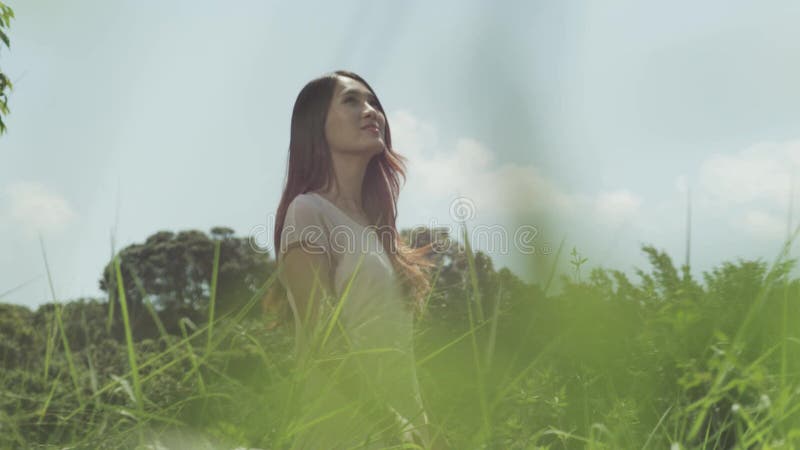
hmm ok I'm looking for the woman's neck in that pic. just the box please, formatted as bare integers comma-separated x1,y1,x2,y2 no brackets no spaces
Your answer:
318,152,371,213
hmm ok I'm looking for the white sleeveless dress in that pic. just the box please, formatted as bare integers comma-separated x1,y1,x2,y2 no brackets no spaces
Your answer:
277,192,429,448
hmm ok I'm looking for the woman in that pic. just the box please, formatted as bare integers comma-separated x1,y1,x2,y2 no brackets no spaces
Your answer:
270,70,445,449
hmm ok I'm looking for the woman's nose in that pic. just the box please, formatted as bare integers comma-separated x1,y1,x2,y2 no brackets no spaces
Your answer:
363,103,379,120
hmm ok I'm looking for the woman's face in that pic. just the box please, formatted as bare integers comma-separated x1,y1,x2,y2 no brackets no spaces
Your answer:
324,76,387,157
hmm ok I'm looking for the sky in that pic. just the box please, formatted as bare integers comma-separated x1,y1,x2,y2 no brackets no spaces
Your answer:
2,0,800,309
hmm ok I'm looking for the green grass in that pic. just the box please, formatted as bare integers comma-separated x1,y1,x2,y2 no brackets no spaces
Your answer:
2,227,800,449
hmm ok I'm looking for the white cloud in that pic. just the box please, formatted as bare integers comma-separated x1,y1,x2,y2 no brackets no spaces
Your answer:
694,139,800,240
3,182,77,235
593,190,643,227
390,110,439,160
735,209,787,241
700,140,800,208
389,109,641,227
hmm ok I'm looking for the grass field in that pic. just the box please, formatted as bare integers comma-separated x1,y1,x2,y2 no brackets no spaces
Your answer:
2,229,800,449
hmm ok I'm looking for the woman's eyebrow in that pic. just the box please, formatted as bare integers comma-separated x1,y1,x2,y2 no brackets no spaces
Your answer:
340,89,377,102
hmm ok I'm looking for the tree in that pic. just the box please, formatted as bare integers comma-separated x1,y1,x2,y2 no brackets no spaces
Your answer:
0,303,40,370
99,227,276,337
401,226,526,324
0,1,13,134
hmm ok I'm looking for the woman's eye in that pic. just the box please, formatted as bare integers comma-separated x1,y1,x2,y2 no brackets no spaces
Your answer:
343,97,378,109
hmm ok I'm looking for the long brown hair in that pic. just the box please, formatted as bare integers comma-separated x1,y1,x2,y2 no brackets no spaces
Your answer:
264,70,434,325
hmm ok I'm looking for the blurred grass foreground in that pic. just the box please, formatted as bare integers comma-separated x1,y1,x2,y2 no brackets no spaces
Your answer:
2,224,800,449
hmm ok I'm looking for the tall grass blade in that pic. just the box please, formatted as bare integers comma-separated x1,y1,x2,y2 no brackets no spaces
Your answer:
106,231,117,334
206,239,221,356
113,254,144,414
459,222,491,446
39,235,83,406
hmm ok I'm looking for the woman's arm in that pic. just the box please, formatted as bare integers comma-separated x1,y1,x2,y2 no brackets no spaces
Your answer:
281,246,333,338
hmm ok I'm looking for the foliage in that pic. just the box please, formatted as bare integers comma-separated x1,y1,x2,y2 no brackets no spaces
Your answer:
98,227,276,339
0,1,12,134
0,303,40,370
2,227,800,448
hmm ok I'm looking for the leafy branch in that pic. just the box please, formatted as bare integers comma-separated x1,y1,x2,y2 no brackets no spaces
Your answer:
0,1,14,135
